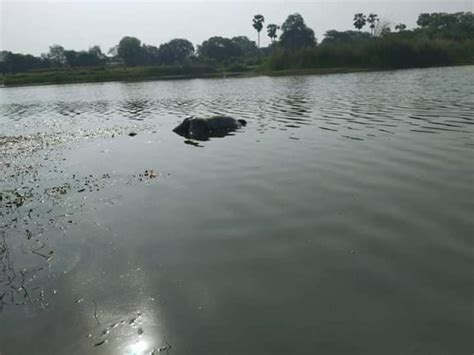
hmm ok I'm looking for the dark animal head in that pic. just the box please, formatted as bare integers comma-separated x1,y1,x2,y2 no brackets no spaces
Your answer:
173,117,211,141
238,119,247,127
172,117,192,136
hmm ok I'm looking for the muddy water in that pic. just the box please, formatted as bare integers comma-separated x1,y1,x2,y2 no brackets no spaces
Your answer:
1,66,473,354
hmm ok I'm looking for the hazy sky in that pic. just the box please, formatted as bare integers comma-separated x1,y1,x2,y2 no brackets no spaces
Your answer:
1,0,472,55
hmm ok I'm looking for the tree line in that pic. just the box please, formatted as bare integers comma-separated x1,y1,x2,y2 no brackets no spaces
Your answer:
1,11,473,74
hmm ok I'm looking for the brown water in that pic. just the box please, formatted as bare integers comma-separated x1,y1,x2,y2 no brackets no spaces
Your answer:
0,66,473,354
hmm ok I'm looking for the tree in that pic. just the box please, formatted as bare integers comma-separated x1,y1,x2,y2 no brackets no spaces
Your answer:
108,45,119,57
279,13,316,50
117,36,144,66
395,23,407,32
0,51,50,73
48,45,67,67
417,13,432,28
198,37,242,62
231,36,258,58
252,15,265,49
380,25,392,37
62,47,106,68
415,12,474,40
266,24,280,44
322,30,371,44
141,45,160,65
367,14,379,36
63,50,77,67
88,45,106,61
156,39,195,65
353,13,367,31
372,19,390,38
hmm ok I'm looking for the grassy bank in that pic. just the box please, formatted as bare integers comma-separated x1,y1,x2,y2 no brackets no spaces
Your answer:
3,63,472,88
2,66,375,87
2,39,474,87
1,64,233,87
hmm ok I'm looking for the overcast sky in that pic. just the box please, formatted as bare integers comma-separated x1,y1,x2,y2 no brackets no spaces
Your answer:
1,0,472,56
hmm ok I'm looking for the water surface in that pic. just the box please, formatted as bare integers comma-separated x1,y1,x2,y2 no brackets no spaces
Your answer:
0,66,473,354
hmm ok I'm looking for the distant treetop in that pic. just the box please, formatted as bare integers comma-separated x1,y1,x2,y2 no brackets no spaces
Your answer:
279,13,316,49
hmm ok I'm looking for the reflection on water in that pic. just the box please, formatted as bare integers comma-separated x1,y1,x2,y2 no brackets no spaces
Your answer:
0,66,473,354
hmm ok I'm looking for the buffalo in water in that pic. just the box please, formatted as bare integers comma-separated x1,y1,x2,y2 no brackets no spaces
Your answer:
173,115,247,141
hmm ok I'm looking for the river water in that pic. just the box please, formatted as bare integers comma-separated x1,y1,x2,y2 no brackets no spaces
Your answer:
0,66,473,354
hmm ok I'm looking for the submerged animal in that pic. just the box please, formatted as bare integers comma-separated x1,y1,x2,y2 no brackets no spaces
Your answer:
173,115,247,141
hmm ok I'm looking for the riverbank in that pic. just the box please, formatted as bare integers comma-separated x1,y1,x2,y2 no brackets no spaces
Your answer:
1,70,252,88
1,67,364,88
1,64,223,87
2,62,473,88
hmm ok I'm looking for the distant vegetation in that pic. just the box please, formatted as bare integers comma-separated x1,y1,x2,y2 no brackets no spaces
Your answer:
264,11,474,71
1,11,473,86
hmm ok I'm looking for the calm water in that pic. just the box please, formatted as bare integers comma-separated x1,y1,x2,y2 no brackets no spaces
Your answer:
0,66,473,354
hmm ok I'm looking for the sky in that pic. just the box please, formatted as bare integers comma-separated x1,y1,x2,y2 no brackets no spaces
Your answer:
1,0,473,56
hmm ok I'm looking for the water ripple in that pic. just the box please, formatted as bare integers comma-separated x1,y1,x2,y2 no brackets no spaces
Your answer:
1,67,473,142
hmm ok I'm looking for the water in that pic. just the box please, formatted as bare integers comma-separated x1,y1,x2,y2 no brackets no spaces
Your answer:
0,66,473,354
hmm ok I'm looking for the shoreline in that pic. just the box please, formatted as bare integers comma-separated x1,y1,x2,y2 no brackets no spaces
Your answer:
1,63,472,89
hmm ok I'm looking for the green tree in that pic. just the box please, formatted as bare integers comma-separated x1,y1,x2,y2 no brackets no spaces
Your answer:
416,12,474,40
63,48,106,68
322,30,371,44
108,45,119,57
380,25,392,37
88,45,106,61
231,36,258,57
156,39,195,65
0,51,50,73
374,20,392,38
279,13,316,50
198,37,242,63
117,36,144,66
353,13,367,31
63,50,77,67
266,24,280,44
142,45,160,65
252,14,265,49
48,45,67,67
395,23,407,32
367,14,379,35
417,13,432,28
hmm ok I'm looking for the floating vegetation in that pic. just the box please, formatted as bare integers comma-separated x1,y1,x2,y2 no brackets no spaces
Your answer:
0,188,34,210
0,122,162,314
0,231,48,311
129,169,162,183
45,183,71,197
156,339,173,353
144,169,158,179
93,339,107,347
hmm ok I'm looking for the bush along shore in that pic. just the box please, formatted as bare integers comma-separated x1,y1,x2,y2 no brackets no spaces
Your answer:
1,11,473,87
1,65,231,87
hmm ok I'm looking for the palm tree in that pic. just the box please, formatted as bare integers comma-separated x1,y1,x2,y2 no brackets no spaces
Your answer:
353,13,367,31
395,23,407,32
266,24,280,44
367,13,379,36
252,15,265,49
